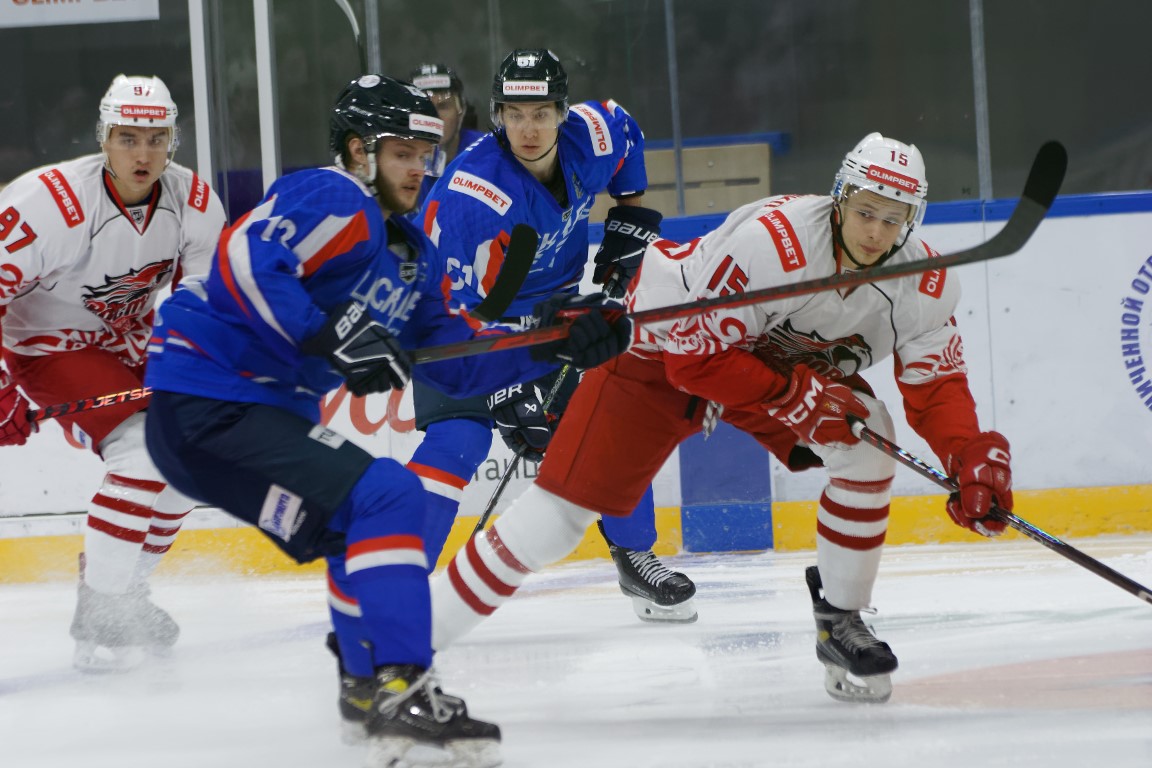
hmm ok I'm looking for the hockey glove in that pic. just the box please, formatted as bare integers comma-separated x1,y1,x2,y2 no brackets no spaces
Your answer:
945,431,1012,537
487,383,554,462
529,293,631,370
763,363,870,450
592,205,662,298
301,301,411,397
0,371,35,447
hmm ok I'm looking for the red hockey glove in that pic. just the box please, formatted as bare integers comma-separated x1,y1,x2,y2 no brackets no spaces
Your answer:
487,383,554,462
945,431,1012,537
763,364,870,449
0,371,36,447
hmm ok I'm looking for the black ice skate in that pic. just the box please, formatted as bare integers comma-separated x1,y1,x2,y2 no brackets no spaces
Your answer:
326,632,375,745
599,520,698,623
805,565,898,703
364,665,501,768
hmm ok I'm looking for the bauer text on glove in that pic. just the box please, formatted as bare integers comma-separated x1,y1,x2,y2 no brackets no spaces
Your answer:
592,205,662,298
487,383,553,462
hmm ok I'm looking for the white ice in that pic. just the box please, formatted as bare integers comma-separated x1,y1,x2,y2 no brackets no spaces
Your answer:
2,535,1150,768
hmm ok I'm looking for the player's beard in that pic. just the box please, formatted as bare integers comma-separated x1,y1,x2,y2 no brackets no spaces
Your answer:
376,174,418,216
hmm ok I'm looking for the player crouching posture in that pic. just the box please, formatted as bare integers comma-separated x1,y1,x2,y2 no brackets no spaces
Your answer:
429,132,1014,705
142,76,629,766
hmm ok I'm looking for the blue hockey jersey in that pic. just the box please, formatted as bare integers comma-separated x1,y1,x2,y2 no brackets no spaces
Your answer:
145,166,555,421
422,100,647,318
410,126,488,218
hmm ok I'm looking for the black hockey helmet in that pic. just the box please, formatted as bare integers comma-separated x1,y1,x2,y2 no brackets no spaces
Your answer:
329,74,444,161
490,49,568,126
410,63,466,103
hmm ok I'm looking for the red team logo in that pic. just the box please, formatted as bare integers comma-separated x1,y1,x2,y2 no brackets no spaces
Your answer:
82,260,174,333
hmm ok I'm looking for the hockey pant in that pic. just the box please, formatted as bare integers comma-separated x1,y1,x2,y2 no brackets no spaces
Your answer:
145,393,433,676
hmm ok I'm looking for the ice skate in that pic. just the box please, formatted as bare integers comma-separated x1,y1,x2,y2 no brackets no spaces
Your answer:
128,581,180,648
805,565,897,703
363,665,501,768
70,582,147,673
599,520,697,623
326,632,376,745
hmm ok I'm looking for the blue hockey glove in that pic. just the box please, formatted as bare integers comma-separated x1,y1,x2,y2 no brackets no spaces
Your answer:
592,205,662,298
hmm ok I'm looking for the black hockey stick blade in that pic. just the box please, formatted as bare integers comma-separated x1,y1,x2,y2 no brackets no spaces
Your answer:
848,418,1152,607
411,142,1067,364
469,224,538,321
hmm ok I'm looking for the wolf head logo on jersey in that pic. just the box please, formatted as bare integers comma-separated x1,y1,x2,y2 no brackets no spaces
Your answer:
753,320,872,378
83,260,174,333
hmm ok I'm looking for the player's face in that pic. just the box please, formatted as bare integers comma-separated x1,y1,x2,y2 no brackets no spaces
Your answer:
103,126,172,204
501,101,561,162
837,189,913,266
427,90,463,149
374,137,436,214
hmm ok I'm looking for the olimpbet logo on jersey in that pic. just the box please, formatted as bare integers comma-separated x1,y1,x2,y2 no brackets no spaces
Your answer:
1120,253,1152,412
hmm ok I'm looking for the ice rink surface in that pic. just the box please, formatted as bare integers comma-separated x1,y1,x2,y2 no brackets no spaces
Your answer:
2,535,1150,768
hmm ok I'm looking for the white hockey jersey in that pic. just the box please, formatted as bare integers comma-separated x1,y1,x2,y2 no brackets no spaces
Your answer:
629,194,967,409
0,154,226,362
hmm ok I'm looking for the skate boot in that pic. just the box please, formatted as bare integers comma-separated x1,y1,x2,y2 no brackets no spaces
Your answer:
599,520,698,623
128,581,180,649
70,582,146,673
364,665,501,768
805,565,898,703
326,632,375,745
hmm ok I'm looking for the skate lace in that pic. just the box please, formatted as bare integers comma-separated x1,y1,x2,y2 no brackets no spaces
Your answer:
377,669,456,724
625,549,676,586
832,608,883,651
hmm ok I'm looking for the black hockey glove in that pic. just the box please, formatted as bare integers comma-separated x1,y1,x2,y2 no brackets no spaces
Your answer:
301,301,411,397
529,293,631,370
486,383,553,462
592,205,662,298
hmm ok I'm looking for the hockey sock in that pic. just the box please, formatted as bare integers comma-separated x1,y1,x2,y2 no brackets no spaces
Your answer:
131,484,194,585
326,563,375,678
83,473,164,594
408,417,493,570
331,459,433,669
598,485,657,550
431,484,598,651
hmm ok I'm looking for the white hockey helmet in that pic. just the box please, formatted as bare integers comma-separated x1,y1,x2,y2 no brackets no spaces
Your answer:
832,132,928,231
96,74,180,151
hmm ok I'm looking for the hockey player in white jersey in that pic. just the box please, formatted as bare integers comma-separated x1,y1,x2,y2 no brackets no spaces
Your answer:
430,133,1015,704
0,74,226,671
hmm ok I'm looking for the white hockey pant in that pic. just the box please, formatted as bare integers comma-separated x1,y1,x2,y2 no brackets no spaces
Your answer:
431,484,598,650
810,393,896,611
85,412,197,594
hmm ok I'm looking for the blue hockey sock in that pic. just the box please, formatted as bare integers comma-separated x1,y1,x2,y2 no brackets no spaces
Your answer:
599,485,657,550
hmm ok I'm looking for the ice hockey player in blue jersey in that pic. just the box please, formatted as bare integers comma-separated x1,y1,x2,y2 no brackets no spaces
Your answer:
413,48,698,623
141,75,630,768
408,62,486,215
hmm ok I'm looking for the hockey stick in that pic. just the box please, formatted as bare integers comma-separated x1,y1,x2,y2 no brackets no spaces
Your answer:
848,419,1152,606
471,363,572,535
333,0,367,73
411,141,1068,365
470,224,538,321
27,386,152,424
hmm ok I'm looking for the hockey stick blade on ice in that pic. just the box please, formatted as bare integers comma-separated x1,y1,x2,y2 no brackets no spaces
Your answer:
411,141,1068,364
27,386,152,424
848,418,1152,607
470,224,538,322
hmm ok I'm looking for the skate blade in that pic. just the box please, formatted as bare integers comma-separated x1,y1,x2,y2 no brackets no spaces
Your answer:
73,641,146,674
341,719,368,746
363,736,454,768
628,595,698,624
822,664,892,704
446,737,502,768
